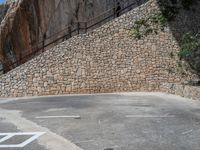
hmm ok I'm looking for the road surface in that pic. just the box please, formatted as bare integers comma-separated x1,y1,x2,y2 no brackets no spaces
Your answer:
0,92,199,150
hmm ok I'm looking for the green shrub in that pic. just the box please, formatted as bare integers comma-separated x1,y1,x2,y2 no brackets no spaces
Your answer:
130,28,142,39
149,12,167,30
179,32,200,74
130,12,167,39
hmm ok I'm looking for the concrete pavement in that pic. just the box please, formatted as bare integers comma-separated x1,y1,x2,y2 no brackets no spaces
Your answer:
0,93,200,150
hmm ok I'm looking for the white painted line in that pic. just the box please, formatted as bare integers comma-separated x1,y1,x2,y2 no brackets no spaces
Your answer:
0,132,45,136
0,108,83,150
35,115,81,119
125,115,175,118
0,134,14,143
0,132,45,148
18,132,45,148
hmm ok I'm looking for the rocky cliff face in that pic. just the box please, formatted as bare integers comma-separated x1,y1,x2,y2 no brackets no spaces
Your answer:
0,4,9,23
0,0,144,72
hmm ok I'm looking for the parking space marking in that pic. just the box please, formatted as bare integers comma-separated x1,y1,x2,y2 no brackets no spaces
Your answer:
35,115,81,119
0,108,83,150
0,134,14,143
0,132,45,148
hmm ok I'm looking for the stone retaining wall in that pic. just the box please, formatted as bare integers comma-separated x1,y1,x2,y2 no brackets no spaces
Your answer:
0,0,199,98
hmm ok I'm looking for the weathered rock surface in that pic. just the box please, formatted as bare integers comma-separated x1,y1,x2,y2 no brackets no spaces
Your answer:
0,3,9,23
